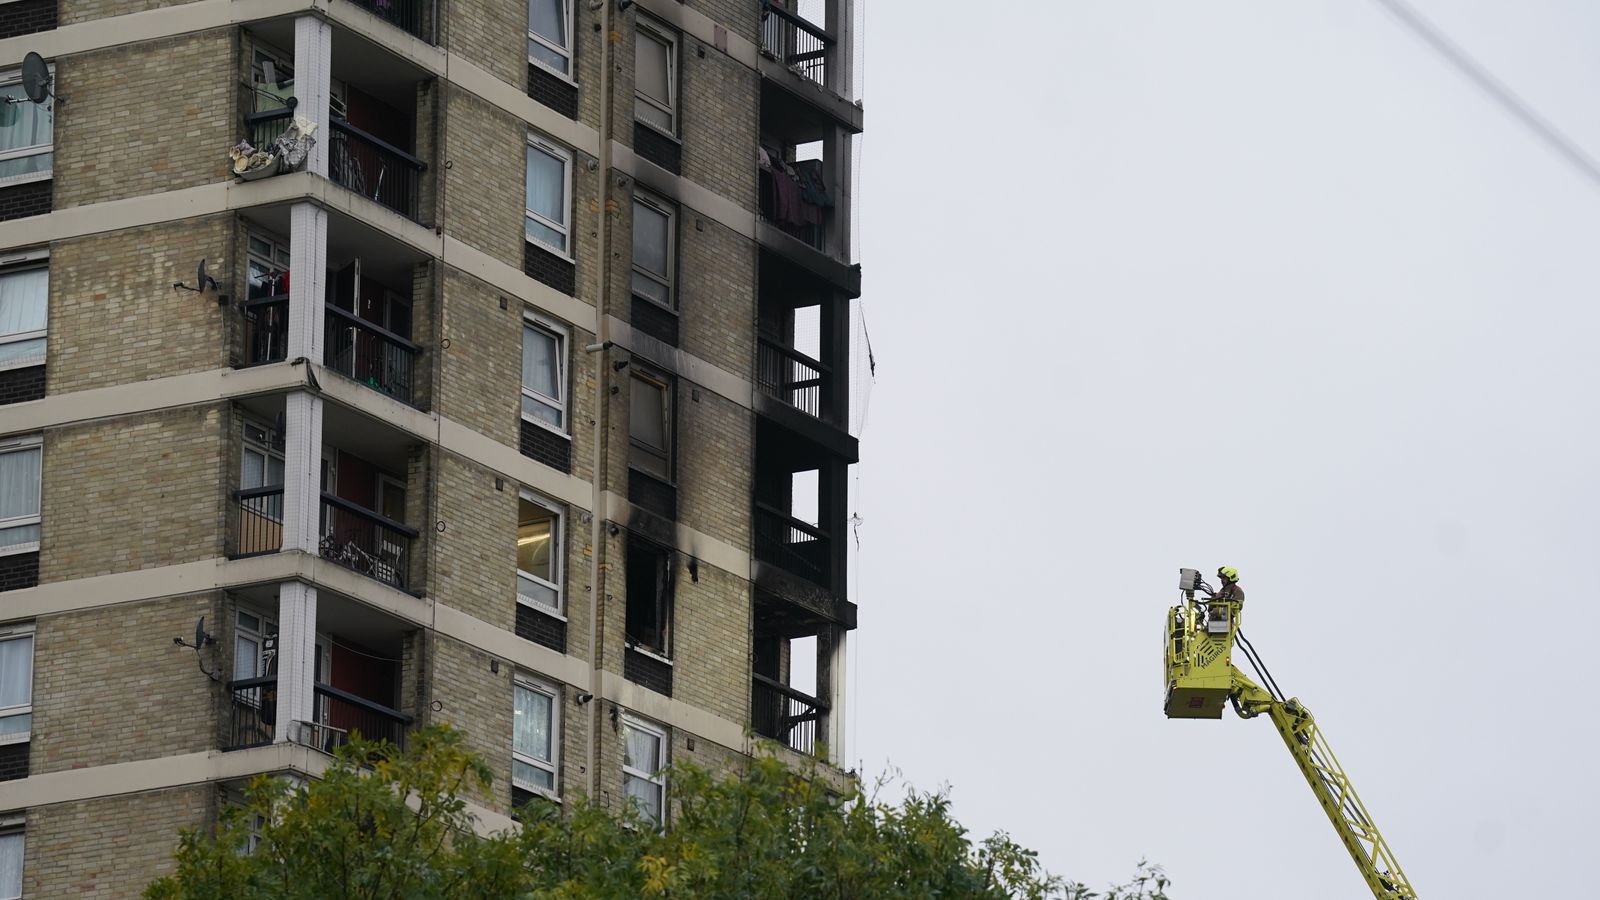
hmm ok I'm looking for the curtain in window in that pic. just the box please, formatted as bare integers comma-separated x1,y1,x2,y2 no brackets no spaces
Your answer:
0,83,52,181
0,268,46,366
624,724,659,773
528,0,569,73
0,637,31,710
524,146,566,249
513,684,554,790
521,326,562,427
0,832,21,900
0,448,40,549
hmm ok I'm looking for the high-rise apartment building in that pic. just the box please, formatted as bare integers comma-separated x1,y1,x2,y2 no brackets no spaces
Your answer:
0,0,861,892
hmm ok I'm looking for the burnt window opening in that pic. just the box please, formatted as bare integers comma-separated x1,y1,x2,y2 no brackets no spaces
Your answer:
625,535,674,657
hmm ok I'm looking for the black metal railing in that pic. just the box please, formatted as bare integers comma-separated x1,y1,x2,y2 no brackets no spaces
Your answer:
241,295,289,366
751,673,827,756
756,337,828,420
234,487,285,557
760,3,834,90
753,502,831,588
309,682,412,751
329,118,426,220
324,305,418,404
226,676,279,749
244,107,294,154
349,0,435,43
319,494,418,589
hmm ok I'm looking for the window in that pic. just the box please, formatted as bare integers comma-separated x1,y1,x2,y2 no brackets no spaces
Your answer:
631,195,674,309
634,22,677,134
0,625,33,745
0,437,40,555
521,317,567,431
512,675,559,794
633,22,678,133
622,717,666,826
525,137,572,255
0,253,46,371
242,420,285,491
528,0,573,77
517,494,563,613
0,818,21,900
625,535,672,656
233,609,277,681
246,233,290,302
628,373,671,480
0,67,52,183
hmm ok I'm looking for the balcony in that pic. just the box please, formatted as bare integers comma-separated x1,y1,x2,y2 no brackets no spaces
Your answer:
234,487,285,557
760,3,834,91
244,109,425,220
225,677,412,751
350,0,436,44
751,673,827,756
757,337,831,422
321,493,416,590
325,304,417,404
754,501,831,589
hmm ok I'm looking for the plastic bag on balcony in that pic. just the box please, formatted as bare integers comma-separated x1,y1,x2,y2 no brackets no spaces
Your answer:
272,117,318,172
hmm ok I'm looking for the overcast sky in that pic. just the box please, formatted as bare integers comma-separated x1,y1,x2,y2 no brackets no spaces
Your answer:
847,2,1600,897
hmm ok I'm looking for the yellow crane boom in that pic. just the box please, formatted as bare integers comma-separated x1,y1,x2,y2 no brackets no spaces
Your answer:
1164,569,1417,899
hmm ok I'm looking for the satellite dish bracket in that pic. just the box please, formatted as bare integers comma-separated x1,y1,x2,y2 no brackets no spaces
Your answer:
172,615,221,682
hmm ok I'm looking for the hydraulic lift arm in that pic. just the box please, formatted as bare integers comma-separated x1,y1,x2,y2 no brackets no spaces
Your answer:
1165,569,1417,899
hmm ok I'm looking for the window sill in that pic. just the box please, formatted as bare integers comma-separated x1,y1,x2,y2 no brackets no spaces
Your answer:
523,235,575,266
527,57,580,89
520,413,572,441
634,120,681,146
0,170,52,188
630,291,679,317
515,597,567,622
626,643,673,666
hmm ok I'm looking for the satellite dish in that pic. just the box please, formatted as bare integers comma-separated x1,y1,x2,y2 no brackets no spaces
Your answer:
19,53,51,105
194,616,209,651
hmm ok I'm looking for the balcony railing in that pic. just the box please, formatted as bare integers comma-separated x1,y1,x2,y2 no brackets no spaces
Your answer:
225,677,411,752
234,486,285,557
349,0,436,44
760,2,834,90
309,682,412,751
757,337,829,421
758,158,830,252
753,502,831,588
751,673,827,756
244,107,294,154
241,295,288,366
325,305,418,404
320,493,417,589
226,676,278,749
330,118,425,220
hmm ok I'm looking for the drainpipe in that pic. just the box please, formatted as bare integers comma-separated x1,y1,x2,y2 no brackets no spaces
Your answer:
584,0,618,802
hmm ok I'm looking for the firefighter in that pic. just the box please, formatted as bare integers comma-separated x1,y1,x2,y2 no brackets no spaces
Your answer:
1216,566,1244,606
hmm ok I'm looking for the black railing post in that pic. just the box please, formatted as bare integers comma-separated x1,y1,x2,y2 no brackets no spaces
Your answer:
751,673,828,756
754,502,831,588
226,676,279,749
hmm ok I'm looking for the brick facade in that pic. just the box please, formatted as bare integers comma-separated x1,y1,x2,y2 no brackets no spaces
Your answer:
0,0,57,40
0,365,44,405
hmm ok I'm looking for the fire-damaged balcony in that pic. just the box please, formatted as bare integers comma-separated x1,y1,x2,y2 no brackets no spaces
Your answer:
750,607,843,759
751,418,855,629
755,256,855,451
758,0,862,131
223,589,417,752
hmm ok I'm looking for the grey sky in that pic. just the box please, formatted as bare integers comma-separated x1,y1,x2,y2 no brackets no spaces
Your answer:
849,2,1599,897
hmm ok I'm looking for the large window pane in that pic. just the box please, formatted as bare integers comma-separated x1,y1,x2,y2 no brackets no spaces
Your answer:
514,685,552,762
0,448,40,521
635,32,669,107
528,0,569,73
629,379,665,450
623,723,660,773
0,637,31,710
632,202,668,277
522,325,563,428
0,831,21,900
517,500,555,583
524,144,563,229
0,80,53,180
0,268,46,340
624,775,662,822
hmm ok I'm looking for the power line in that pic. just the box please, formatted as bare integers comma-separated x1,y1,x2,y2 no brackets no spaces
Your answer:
1370,0,1600,188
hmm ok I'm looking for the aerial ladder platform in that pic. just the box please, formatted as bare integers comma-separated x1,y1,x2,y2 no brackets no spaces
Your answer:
1164,568,1418,899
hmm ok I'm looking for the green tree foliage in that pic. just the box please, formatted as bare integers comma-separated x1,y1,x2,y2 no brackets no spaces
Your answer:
144,725,1168,900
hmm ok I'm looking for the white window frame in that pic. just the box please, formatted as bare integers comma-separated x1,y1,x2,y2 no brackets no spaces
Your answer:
245,231,291,300
525,135,573,257
0,624,34,747
521,314,568,434
512,673,560,797
630,193,675,310
233,608,277,681
634,20,678,135
516,491,564,616
527,0,576,81
0,435,41,557
0,65,53,186
0,815,22,900
621,715,667,826
627,371,672,481
241,418,285,490
0,249,47,373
